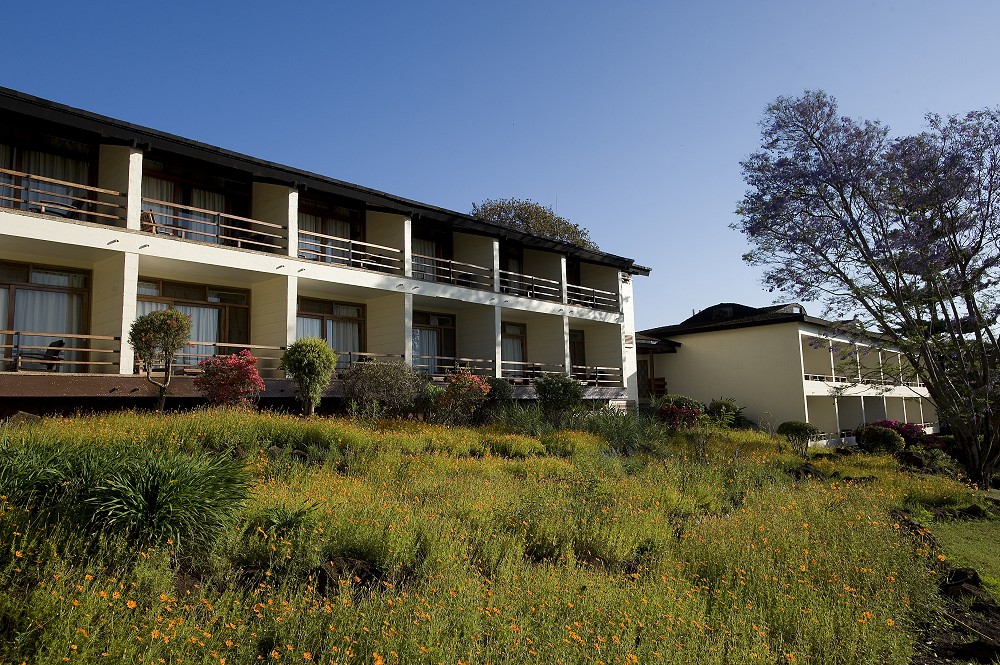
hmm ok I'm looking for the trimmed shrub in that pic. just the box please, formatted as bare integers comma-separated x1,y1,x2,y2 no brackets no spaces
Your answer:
194,349,266,407
777,421,820,456
652,393,703,411
341,360,425,419
281,338,338,415
870,419,925,448
533,374,584,427
128,308,192,411
855,424,905,454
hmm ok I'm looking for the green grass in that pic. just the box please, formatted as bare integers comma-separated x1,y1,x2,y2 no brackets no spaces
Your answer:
0,410,984,664
928,518,1000,595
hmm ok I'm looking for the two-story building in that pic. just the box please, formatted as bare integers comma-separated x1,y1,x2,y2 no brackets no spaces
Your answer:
0,87,648,410
639,303,938,444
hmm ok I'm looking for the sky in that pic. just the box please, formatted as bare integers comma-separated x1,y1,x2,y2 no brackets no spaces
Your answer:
4,1,1000,330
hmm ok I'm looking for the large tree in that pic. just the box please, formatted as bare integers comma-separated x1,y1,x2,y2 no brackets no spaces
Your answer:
736,90,1000,487
471,197,598,250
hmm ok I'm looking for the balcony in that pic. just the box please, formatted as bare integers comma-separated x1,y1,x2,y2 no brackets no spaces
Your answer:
802,373,925,388
140,200,285,253
413,255,492,290
499,270,561,302
0,168,126,226
298,231,403,275
500,361,566,384
566,284,618,311
136,341,286,379
411,355,495,381
571,364,624,387
1,330,121,373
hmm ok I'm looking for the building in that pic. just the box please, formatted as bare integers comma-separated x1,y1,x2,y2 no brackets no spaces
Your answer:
639,303,938,444
0,87,648,410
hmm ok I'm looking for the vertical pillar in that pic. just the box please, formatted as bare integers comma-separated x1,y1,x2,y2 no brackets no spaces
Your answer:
561,314,572,376
493,305,503,378
559,255,568,304
620,271,639,404
98,144,143,230
403,292,413,365
91,252,138,374
252,182,297,254
250,274,296,373
403,217,413,278
492,239,500,292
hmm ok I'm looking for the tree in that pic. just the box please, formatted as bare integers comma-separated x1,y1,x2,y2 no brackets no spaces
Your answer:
129,309,192,411
471,198,598,250
736,90,1000,487
280,338,338,416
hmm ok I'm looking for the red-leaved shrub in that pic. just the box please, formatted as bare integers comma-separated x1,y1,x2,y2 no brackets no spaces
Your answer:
194,349,266,407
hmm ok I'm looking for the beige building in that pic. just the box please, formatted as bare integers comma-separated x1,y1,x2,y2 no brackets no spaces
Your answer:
639,303,938,445
0,87,648,408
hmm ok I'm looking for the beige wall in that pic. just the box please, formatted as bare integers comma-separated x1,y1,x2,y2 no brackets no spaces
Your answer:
523,248,562,283
579,262,618,292
367,292,405,357
453,232,494,272
366,212,407,255
456,305,498,363
97,144,140,230
655,322,807,424
91,252,138,373
251,183,295,252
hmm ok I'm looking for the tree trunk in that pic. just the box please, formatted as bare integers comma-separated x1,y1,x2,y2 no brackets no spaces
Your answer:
156,386,167,412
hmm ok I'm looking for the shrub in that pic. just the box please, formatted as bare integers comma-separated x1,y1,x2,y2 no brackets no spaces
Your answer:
340,360,425,419
414,382,445,417
128,308,192,411
476,376,514,425
870,419,925,448
490,401,553,436
194,349,266,407
777,421,820,456
434,370,491,425
572,407,669,456
281,338,338,415
533,374,583,427
652,393,703,411
855,424,905,454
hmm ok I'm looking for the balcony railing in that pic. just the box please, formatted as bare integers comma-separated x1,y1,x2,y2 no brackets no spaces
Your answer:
0,168,126,226
499,270,561,302
566,284,619,311
298,231,403,275
412,255,493,290
803,373,925,388
136,342,286,379
1,330,121,373
140,200,284,253
571,364,624,387
412,355,495,381
501,361,566,384
333,351,406,372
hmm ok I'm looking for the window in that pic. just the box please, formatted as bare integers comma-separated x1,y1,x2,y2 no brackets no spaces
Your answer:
411,225,452,282
137,278,249,366
298,198,364,264
412,311,455,376
501,322,527,377
569,329,586,368
0,140,92,218
296,297,365,369
0,260,88,372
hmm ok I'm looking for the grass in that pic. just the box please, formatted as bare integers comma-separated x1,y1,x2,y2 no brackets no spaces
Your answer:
0,409,988,664
927,518,1000,596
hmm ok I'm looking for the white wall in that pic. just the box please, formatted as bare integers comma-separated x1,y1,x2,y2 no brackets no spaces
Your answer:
91,253,138,374
456,305,499,363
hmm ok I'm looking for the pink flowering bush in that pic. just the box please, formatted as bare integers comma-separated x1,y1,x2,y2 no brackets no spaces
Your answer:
433,369,491,425
870,419,925,448
194,349,266,407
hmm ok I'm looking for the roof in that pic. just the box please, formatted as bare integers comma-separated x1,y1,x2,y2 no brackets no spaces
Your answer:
0,86,649,276
640,302,831,338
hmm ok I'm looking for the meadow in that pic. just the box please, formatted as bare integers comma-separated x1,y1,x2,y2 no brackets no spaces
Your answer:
0,409,988,664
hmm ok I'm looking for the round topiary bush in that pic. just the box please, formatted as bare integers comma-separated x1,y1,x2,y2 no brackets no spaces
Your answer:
280,338,338,415
855,424,905,454
776,421,820,456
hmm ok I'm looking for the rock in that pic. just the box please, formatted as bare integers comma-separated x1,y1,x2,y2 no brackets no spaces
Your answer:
896,450,924,468
943,582,995,603
840,475,879,484
949,639,1000,663
311,557,381,596
959,504,988,519
944,567,983,588
3,411,41,426
787,463,827,481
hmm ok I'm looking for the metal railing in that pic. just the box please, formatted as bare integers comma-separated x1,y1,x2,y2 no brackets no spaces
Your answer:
332,351,406,372
1,330,121,372
140,200,285,253
0,168,126,225
498,270,562,302
500,361,566,384
566,284,619,311
803,373,924,388
136,342,286,379
298,231,403,275
412,355,495,381
412,255,493,290
571,364,624,387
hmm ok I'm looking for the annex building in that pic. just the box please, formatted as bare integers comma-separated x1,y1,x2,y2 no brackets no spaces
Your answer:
0,87,648,409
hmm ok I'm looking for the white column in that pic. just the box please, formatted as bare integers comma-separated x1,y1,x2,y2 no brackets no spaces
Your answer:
98,144,143,231
559,255,568,304
492,238,500,292
620,271,639,404
403,292,413,365
93,252,138,374
403,217,413,278
252,182,297,255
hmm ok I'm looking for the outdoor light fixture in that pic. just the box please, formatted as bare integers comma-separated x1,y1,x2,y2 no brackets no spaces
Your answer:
138,244,149,249
107,239,119,245
276,265,285,270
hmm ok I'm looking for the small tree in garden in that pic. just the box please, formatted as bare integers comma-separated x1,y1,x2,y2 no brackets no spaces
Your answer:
280,338,338,416
129,309,192,411
434,369,491,425
533,374,584,427
194,349,266,408
777,421,820,457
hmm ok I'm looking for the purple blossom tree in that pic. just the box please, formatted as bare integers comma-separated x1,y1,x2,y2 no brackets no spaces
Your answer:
736,91,1000,487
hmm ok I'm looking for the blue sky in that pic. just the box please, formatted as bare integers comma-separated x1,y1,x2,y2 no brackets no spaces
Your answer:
5,1,1000,329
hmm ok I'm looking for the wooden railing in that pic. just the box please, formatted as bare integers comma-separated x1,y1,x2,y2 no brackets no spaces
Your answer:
298,231,403,275
498,270,562,302
333,351,406,372
136,342,286,379
500,361,566,384
412,255,493,290
411,355,495,380
0,168,126,225
140,200,285,253
571,364,624,387
566,284,619,311
1,330,120,372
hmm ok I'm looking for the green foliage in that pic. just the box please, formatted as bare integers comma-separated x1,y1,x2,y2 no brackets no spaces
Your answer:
570,407,670,456
652,393,704,411
431,370,492,425
128,308,192,410
280,338,338,415
533,374,584,427
471,197,599,250
340,360,425,419
704,397,752,429
777,420,820,456
855,424,906,454
489,401,554,436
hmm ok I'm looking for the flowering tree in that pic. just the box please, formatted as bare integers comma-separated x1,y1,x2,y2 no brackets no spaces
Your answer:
736,91,1000,487
194,349,266,407
128,309,192,411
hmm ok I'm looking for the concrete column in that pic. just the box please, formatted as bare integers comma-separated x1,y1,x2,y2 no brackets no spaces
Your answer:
252,183,296,254
98,145,143,230
619,271,639,404
403,292,413,365
562,315,572,375
250,275,295,377
92,252,138,374
403,217,413,278
493,305,502,378
492,239,500,292
560,255,568,304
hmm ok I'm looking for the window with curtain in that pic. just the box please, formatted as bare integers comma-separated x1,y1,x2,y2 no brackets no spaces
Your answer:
501,322,526,377
0,144,12,207
412,312,455,376
296,298,365,369
0,287,8,361
412,237,438,281
23,150,89,216
141,175,227,243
